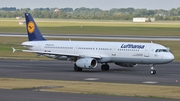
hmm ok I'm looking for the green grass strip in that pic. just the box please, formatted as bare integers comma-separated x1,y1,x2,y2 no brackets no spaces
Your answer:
0,78,180,99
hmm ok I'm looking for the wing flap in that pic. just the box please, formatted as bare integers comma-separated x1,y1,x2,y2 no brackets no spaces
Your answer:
23,50,80,57
22,50,102,59
80,54,102,59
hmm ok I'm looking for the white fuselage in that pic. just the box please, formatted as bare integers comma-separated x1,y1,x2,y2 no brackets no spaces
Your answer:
22,40,174,64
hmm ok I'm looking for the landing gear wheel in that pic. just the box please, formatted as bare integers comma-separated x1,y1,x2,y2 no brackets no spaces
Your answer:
150,64,156,74
150,70,156,74
101,64,110,71
74,64,82,72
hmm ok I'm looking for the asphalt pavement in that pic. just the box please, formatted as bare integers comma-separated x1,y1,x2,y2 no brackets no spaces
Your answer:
0,59,179,101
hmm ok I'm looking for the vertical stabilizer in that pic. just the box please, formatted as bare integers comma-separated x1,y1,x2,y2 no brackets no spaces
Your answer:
25,13,46,41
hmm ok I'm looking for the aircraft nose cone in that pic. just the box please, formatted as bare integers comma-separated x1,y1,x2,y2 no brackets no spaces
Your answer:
167,53,174,62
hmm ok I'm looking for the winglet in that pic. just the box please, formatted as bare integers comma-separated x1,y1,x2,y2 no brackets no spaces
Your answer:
25,13,46,41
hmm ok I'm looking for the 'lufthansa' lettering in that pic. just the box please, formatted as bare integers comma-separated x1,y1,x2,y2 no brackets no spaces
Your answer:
121,44,145,49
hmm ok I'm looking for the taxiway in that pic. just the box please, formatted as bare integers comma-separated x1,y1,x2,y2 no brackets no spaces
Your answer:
0,60,179,101
0,60,179,86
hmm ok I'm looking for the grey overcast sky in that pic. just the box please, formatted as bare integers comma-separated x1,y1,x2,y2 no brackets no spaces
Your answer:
0,0,180,10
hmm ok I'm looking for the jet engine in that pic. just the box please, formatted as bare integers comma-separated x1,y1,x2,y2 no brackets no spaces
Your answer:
76,58,98,69
115,63,137,67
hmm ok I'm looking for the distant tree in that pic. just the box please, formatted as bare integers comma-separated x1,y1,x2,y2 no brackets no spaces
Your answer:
1,7,180,20
61,8,73,12
32,9,42,18
1,7,16,11
42,10,51,18
169,8,178,16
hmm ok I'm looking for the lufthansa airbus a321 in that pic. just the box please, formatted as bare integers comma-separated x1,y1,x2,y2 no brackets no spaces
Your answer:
16,13,174,74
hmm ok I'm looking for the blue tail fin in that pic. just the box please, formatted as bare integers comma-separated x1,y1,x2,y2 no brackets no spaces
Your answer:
25,13,46,41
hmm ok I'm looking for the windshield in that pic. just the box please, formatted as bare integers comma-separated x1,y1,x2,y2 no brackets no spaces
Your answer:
155,49,169,52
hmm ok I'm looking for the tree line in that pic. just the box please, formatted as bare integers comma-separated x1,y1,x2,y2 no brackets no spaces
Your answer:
1,7,180,21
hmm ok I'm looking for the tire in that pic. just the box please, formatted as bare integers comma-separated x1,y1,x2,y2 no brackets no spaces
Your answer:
101,65,110,71
150,70,156,74
74,64,82,72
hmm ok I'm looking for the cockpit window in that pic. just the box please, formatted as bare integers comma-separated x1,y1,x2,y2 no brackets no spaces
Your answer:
155,49,168,52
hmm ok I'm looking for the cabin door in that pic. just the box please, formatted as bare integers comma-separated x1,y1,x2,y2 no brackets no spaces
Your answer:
38,43,42,51
74,45,78,54
144,46,151,57
112,46,116,56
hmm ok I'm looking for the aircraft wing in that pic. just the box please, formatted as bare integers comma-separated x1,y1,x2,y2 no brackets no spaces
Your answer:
22,50,102,59
23,50,79,57
79,54,102,59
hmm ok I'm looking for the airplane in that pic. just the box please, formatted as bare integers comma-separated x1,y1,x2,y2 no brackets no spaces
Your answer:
18,13,174,74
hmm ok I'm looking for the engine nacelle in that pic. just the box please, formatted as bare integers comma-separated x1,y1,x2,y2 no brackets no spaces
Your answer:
115,63,137,67
76,58,97,69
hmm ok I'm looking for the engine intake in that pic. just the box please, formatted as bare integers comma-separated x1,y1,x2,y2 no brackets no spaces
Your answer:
76,58,97,69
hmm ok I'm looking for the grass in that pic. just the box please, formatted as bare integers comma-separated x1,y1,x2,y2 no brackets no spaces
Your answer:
0,37,50,60
1,19,180,36
0,78,180,99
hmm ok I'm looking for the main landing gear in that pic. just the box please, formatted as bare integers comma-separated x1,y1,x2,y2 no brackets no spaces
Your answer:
74,63,110,71
73,58,82,72
150,64,156,74
101,63,110,71
74,64,82,72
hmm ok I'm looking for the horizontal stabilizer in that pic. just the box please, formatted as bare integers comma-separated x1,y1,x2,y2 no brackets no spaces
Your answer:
12,47,22,53
12,47,16,53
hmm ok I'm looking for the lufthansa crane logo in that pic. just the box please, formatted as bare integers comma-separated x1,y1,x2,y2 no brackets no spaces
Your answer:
28,21,35,34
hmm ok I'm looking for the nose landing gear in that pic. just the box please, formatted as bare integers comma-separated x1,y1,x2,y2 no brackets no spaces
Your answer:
150,64,156,74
